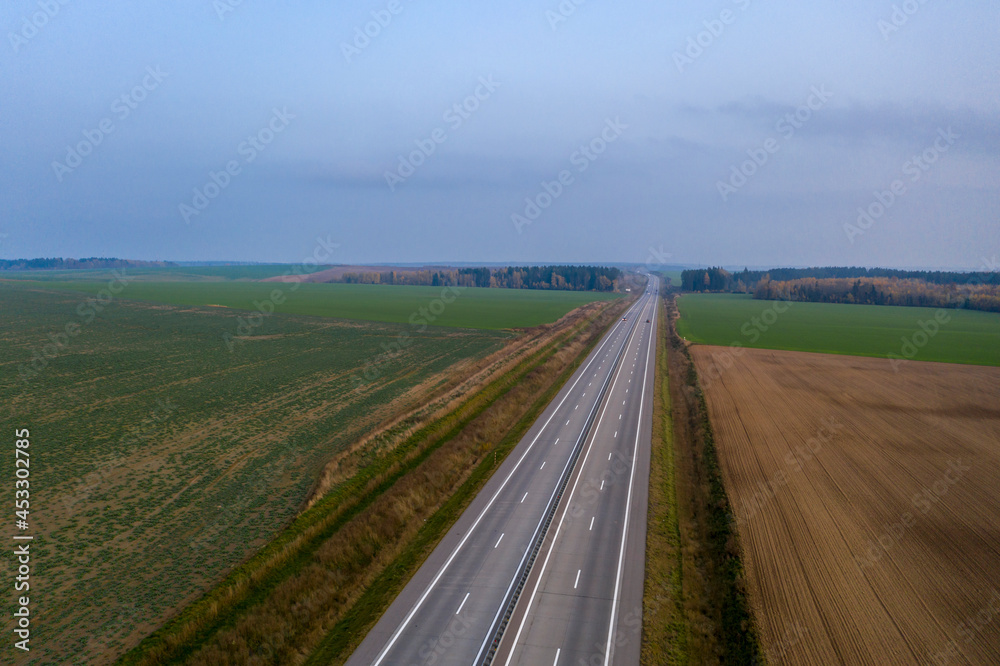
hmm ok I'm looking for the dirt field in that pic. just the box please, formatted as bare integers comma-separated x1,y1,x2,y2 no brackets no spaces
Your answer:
691,346,1000,665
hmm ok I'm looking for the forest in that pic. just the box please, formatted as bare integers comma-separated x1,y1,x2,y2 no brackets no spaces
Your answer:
753,277,1000,313
681,266,1000,293
338,265,622,291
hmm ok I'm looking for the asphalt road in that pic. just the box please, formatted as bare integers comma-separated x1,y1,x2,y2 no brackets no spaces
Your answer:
346,282,658,666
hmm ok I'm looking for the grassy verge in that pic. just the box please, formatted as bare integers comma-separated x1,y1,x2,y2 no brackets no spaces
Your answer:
641,280,688,665
665,292,762,665
302,302,616,664
118,298,628,665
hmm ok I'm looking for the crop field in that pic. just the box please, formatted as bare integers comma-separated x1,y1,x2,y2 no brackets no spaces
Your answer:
0,264,317,282
677,293,1000,366
35,281,620,330
691,346,1000,665
0,281,508,664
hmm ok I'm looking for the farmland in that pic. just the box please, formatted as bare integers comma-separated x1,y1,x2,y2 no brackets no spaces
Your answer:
676,293,1000,366
35,280,621,330
691,346,1000,665
0,280,511,664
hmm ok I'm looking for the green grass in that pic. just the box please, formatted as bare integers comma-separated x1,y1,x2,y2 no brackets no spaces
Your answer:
676,293,1000,366
0,281,507,665
41,281,621,330
0,264,319,281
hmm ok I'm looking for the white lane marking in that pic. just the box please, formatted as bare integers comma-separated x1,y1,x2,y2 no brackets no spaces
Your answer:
575,405,578,410
604,296,656,666
608,451,613,460
589,516,595,530
521,492,528,503
553,649,561,666
614,431,618,438
495,533,505,548
565,420,570,426
574,569,581,589
540,461,546,470
554,438,559,445
623,400,626,405
502,296,652,666
600,480,605,490
583,393,586,397
619,414,622,419
457,592,470,614
371,305,636,666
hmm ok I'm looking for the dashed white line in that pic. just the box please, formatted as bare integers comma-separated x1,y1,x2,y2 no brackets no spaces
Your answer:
456,592,470,614
495,533,504,548
553,649,561,665
554,438,559,445
565,420,570,426
608,451,613,460
540,461,546,470
614,431,618,438
600,480,605,490
589,516,595,530
574,569,581,589
521,492,528,503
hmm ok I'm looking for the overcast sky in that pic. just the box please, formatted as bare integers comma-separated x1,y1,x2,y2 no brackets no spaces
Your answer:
2,1,998,269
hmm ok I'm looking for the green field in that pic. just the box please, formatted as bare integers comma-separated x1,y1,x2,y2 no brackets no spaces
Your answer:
676,293,1000,367
0,264,319,282
0,282,508,664
38,281,620,330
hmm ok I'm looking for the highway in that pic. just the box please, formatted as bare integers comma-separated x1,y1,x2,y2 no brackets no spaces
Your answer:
346,280,658,666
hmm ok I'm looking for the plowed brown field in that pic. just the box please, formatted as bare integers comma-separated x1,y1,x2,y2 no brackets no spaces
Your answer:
691,346,1000,666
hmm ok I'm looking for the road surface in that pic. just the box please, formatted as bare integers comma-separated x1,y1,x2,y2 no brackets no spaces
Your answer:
346,282,658,666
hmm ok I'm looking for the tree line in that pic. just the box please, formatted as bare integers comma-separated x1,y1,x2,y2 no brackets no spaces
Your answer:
682,266,1000,292
753,277,1000,313
339,265,621,291
0,257,175,271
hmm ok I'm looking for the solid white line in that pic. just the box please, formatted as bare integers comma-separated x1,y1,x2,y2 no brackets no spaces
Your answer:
589,516,595,530
456,592,470,614
495,533,504,548
369,302,640,666
521,492,528,503
604,296,656,666
574,569,581,589
501,296,650,666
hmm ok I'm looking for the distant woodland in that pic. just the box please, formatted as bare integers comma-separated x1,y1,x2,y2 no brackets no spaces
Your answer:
0,257,174,271
338,265,622,292
680,266,1000,313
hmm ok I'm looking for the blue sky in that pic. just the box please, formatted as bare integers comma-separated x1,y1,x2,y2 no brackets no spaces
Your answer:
2,0,998,269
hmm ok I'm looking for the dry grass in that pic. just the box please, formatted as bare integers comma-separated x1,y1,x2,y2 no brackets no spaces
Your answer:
692,345,1000,665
